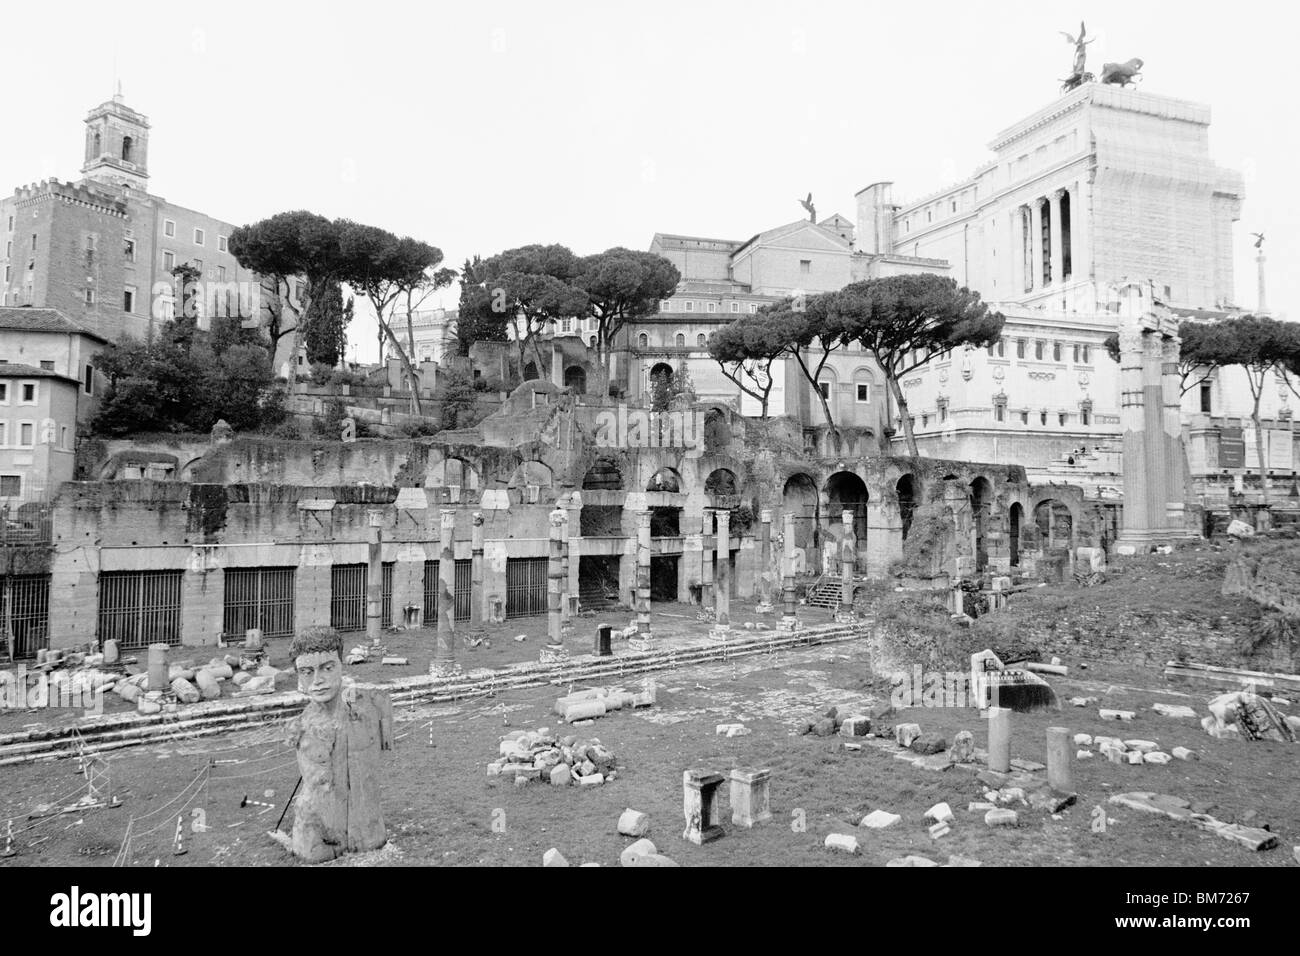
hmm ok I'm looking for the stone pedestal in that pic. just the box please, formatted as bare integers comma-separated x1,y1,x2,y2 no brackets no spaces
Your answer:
147,643,169,692
682,769,726,845
594,624,613,657
1046,726,1072,792
988,706,1012,773
729,768,772,828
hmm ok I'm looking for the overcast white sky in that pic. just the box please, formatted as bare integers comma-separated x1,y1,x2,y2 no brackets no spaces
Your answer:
3,0,1292,361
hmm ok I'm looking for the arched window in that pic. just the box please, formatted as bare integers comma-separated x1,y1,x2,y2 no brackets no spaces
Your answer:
1034,340,1044,360
588,335,597,348
122,136,133,163
696,333,706,347
637,332,649,349
92,131,101,156
675,333,685,347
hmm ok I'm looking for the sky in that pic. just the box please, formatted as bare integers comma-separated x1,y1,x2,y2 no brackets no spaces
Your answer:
2,0,1293,361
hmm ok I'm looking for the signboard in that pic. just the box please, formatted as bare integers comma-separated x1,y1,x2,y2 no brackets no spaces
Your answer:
1219,426,1245,469
1268,428,1295,470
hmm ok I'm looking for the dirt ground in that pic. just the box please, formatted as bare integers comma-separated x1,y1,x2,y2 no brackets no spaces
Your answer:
1,631,1296,867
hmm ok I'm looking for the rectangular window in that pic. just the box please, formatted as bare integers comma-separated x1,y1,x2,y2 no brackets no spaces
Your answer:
707,302,716,313
749,304,758,313
660,300,671,312
1053,342,1061,362
1034,341,1044,360
856,383,870,403
4,241,10,257
0,423,6,445
685,301,694,312
1016,340,1026,359
218,235,228,253
1082,345,1091,363
60,426,69,449
21,382,36,404
3,266,8,283
84,364,94,395
1073,344,1080,363
39,360,53,371
30,234,36,250
0,475,20,496
800,260,811,274
1020,411,1028,424
164,220,175,238
330,564,367,632
193,258,203,273
730,302,739,313
19,423,34,446
163,251,175,271
1200,383,1212,414
1059,412,1068,427
0,383,7,403
217,265,226,282
1081,408,1091,426
194,228,205,246
123,238,135,261
818,382,831,399
994,404,1006,423
123,288,135,313
84,289,95,306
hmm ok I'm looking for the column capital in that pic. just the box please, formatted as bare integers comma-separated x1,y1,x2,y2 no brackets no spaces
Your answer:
439,508,456,529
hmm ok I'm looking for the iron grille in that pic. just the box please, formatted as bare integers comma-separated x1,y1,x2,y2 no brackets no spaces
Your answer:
506,557,547,619
330,564,367,632
98,570,183,649
222,567,295,640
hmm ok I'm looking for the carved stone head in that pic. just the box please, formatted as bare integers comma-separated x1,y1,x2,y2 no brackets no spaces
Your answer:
290,627,345,705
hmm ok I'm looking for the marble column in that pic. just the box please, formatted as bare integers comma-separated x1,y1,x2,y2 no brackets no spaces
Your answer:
566,492,582,617
635,510,652,643
365,516,382,642
713,509,730,630
1029,199,1044,291
547,507,565,646
781,511,798,629
700,511,715,610
757,508,774,608
470,512,484,638
839,509,855,619
1048,190,1064,290
432,509,457,676
1161,333,1188,531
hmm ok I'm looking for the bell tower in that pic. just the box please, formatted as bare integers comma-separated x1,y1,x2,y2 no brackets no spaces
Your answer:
81,87,150,191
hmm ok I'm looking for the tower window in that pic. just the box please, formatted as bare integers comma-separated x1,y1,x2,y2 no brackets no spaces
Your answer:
1200,382,1212,414
124,238,135,261
122,136,133,162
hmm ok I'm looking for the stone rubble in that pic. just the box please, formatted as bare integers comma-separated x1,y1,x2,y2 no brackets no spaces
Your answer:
488,728,618,787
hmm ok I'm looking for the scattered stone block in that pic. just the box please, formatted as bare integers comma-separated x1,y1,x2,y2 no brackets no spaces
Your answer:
564,700,608,722
812,718,837,737
578,773,605,787
968,802,996,812
924,802,954,825
1073,734,1093,747
726,725,751,738
844,742,861,752
895,723,922,748
1010,758,1045,773
949,729,975,763
1077,750,1093,759
1171,747,1197,761
985,808,1019,827
624,852,679,867
928,821,950,839
910,732,947,755
859,809,901,829
620,838,658,866
543,848,568,867
1143,752,1172,765
618,809,650,837
887,855,939,866
1127,751,1144,765
171,677,201,704
839,716,871,738
1069,697,1099,707
1028,788,1077,813
945,855,982,867
1123,740,1159,753
137,698,162,715
824,833,859,854
1153,703,1198,719
1226,519,1254,538
1099,709,1135,721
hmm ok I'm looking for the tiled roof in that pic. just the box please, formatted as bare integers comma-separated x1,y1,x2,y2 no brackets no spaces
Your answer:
0,307,111,342
0,362,80,384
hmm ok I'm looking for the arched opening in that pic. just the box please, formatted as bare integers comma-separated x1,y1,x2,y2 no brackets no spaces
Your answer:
826,471,869,571
896,474,916,540
782,473,820,552
506,460,553,505
563,365,586,393
646,467,683,537
674,333,685,347
1034,499,1074,550
581,457,623,536
704,467,737,499
523,361,539,381
649,361,673,383
1009,502,1023,567
92,131,101,157
703,408,732,452
696,333,706,347
637,333,649,349
588,335,597,349
970,476,993,572
122,135,133,162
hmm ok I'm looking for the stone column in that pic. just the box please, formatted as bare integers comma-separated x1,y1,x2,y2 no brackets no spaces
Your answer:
756,508,774,609
633,510,652,645
1161,333,1188,531
1029,199,1044,291
470,512,485,639
713,509,730,633
700,511,715,610
1142,328,1168,535
557,507,571,624
780,511,798,629
817,486,833,574
1046,726,1072,793
838,509,855,621
988,706,1011,774
1048,190,1064,290
365,515,383,642
1011,207,1025,294
551,339,565,387
566,492,582,617
1117,322,1151,545
431,509,458,677
547,507,565,647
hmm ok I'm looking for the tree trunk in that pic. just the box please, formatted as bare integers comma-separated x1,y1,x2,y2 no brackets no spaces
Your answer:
793,353,838,452
379,319,423,417
1253,395,1268,507
888,374,919,457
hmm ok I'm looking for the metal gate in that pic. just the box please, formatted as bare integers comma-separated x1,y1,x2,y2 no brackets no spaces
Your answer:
330,564,367,632
381,562,394,628
1,574,51,658
423,559,471,622
506,557,547,619
223,567,295,641
98,570,184,649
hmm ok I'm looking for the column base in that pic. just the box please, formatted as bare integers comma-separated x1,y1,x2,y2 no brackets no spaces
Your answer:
754,603,774,614
708,625,732,642
835,609,857,624
627,637,653,652
429,659,462,679
777,617,802,631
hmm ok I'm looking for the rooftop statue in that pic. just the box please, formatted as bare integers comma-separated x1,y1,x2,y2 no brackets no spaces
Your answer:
799,193,816,223
1100,57,1144,87
1251,232,1265,250
1059,21,1095,91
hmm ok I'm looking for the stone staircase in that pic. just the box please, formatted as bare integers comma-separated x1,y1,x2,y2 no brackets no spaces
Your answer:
805,578,844,609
